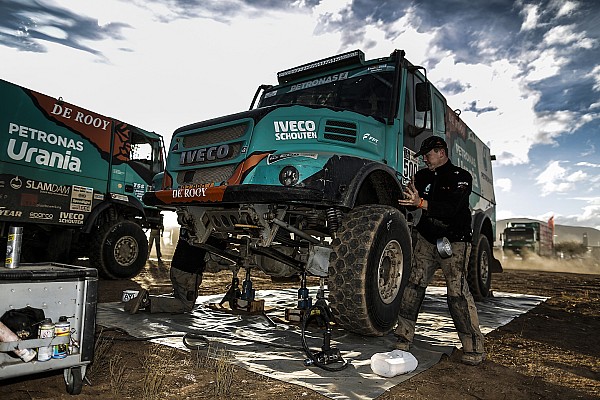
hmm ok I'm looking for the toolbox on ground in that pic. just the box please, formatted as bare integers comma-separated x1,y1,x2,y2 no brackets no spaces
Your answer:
0,263,97,394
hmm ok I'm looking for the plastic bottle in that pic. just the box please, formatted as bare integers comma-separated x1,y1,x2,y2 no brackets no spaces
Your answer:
370,349,418,377
0,320,36,362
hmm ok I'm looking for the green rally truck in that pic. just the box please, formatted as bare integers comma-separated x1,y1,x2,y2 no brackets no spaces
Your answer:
144,50,502,336
0,78,165,278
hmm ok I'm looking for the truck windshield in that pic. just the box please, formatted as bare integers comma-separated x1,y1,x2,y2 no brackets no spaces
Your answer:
259,64,395,119
505,228,535,243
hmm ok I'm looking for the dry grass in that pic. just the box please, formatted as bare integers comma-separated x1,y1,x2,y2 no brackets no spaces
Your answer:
108,353,127,395
189,343,236,396
213,347,235,396
87,329,113,382
140,344,177,400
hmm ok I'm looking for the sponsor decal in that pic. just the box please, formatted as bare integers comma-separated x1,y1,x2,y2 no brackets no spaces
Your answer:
274,120,317,141
289,72,349,92
0,209,22,217
29,211,53,220
362,133,379,145
264,90,277,98
51,104,111,131
6,123,84,172
172,187,208,198
110,193,129,202
58,211,85,225
180,144,231,166
10,176,22,189
71,185,93,212
267,153,318,164
25,180,70,196
180,182,215,189
94,193,104,200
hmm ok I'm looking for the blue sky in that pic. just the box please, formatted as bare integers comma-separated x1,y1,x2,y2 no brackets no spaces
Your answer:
1,0,599,229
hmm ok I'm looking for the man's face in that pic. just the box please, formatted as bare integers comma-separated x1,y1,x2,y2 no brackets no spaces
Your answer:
422,148,447,170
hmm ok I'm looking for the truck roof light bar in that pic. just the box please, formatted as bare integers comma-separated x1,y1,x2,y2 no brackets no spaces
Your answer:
277,50,365,84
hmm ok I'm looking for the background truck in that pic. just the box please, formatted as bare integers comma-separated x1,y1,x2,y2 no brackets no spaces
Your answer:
503,220,554,257
144,49,502,336
0,78,165,278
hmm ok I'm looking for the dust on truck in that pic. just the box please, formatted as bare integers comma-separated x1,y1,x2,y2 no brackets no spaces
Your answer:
144,50,502,336
0,78,165,278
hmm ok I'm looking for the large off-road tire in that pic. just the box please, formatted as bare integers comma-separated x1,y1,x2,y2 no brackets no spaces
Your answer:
91,220,148,279
468,235,492,301
328,205,412,336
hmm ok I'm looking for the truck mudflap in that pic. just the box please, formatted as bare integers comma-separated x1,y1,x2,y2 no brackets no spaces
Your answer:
143,184,326,207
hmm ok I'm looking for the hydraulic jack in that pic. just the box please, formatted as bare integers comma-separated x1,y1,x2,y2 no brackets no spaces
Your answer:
285,271,312,322
301,296,348,371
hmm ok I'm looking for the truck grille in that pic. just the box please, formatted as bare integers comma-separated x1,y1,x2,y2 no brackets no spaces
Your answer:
183,123,248,148
177,164,237,185
177,123,248,185
323,120,357,143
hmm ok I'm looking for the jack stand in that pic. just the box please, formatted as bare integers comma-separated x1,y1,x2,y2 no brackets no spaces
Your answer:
285,271,312,322
219,274,241,309
236,267,265,313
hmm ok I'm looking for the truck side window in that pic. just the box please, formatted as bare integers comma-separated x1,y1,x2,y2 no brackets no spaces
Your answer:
433,93,446,135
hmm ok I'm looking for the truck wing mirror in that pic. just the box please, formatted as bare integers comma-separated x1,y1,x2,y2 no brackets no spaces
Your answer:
415,82,431,112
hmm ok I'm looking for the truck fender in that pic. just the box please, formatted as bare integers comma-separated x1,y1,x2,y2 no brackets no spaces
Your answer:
341,162,403,209
82,195,146,233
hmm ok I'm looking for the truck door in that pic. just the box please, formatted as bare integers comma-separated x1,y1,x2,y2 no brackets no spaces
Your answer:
398,71,431,184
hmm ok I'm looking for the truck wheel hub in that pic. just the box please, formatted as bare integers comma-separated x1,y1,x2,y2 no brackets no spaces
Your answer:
113,235,139,267
378,240,403,304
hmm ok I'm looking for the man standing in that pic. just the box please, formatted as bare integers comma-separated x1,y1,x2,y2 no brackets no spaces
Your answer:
396,136,485,366
148,215,164,263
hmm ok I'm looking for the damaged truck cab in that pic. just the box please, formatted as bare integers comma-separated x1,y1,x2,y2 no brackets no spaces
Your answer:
145,50,502,336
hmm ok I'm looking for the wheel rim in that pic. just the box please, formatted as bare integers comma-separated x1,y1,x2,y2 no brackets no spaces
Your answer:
480,249,490,283
377,240,404,304
113,235,139,267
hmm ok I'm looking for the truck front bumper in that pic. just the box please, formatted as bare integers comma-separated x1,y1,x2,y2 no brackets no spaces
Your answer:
143,184,328,207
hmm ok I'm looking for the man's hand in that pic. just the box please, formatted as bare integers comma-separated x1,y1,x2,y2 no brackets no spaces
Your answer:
398,180,423,208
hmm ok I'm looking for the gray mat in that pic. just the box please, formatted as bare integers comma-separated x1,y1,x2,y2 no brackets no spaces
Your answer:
97,287,547,400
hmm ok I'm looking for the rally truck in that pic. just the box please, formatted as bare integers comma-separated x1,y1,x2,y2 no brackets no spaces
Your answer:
503,219,554,257
0,78,165,278
144,50,502,336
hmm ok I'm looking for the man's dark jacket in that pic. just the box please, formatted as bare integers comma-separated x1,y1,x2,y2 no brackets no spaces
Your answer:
413,160,473,244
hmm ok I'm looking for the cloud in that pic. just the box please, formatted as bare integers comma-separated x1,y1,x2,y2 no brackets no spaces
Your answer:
536,160,572,195
535,160,593,196
0,0,130,56
496,178,512,192
519,3,540,31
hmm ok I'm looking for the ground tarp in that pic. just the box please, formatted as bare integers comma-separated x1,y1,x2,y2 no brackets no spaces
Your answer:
96,287,547,400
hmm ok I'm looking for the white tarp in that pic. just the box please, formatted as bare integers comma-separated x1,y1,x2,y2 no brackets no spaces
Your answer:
96,287,547,400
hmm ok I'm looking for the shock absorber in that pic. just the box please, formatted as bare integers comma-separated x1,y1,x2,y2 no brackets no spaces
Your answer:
326,208,342,234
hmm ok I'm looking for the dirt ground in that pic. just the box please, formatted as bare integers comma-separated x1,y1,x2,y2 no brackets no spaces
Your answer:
1,249,599,400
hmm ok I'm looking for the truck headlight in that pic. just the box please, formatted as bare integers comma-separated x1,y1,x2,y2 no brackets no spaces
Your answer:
279,166,299,186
